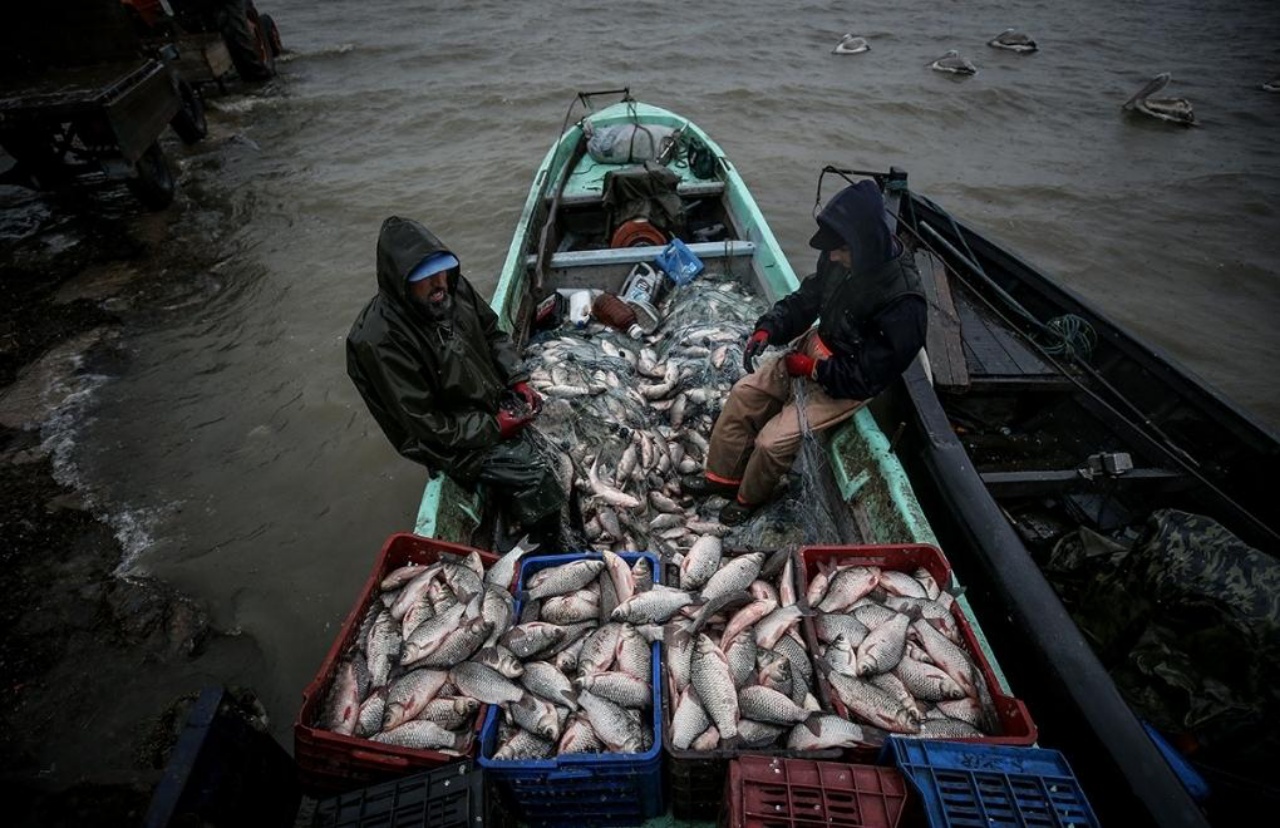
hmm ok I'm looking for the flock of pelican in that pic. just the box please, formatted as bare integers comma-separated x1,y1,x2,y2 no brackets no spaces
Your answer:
831,27,1280,128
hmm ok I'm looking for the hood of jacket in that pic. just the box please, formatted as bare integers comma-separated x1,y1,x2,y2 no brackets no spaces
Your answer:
814,180,897,276
376,215,460,305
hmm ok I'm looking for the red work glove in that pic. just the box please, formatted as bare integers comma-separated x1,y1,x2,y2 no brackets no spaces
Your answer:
784,352,817,379
497,409,532,439
742,329,770,373
511,381,542,414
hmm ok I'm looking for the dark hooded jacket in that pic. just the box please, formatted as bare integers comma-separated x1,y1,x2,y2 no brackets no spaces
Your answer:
755,181,926,400
346,217,527,483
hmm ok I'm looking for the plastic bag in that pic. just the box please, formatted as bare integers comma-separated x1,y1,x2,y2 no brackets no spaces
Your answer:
656,238,705,286
587,123,676,164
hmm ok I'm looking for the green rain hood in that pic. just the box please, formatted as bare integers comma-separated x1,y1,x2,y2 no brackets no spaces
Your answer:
346,217,526,482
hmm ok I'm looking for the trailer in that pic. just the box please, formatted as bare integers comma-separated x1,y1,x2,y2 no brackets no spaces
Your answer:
0,1,210,209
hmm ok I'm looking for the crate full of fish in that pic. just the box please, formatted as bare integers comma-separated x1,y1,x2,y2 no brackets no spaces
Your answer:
661,544,844,820
295,532,521,795
797,544,1037,760
477,551,665,827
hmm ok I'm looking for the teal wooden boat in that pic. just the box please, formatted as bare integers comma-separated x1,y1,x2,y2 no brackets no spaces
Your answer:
409,89,1018,824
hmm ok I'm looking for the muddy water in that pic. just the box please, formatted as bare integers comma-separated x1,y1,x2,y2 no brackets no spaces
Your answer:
11,0,1279,765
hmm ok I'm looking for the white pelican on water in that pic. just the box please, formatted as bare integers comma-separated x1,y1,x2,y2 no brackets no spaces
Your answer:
1123,72,1196,126
929,50,977,76
988,28,1038,53
833,34,869,55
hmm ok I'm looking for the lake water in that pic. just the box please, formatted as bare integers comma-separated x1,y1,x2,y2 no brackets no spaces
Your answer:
22,0,1280,773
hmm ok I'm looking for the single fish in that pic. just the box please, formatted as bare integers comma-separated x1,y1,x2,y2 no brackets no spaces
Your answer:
382,668,449,731
612,589,699,624
520,661,580,710
700,552,765,603
508,693,563,742
486,534,540,590
826,672,921,734
691,634,740,740
581,671,651,709
737,685,811,725
372,720,470,752
579,689,645,753
525,559,607,601
494,727,555,760
449,661,525,705
671,686,712,750
322,656,370,737
893,656,967,702
787,714,886,751
856,612,910,677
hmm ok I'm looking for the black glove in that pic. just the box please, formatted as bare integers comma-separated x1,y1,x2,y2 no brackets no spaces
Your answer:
742,329,770,374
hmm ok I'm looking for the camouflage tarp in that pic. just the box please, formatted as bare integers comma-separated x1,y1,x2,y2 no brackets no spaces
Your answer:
1046,509,1280,773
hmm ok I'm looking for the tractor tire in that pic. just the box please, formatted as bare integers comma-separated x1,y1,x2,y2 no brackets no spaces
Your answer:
219,0,274,81
126,141,176,210
260,13,283,57
171,80,208,145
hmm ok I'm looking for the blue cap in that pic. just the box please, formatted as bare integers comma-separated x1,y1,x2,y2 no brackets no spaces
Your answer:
407,252,459,283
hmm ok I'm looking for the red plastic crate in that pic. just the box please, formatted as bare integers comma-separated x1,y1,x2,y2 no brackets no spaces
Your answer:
722,755,909,828
796,544,1037,760
294,532,500,796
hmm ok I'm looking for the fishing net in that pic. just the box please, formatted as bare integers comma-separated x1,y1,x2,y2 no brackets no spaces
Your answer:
523,268,769,557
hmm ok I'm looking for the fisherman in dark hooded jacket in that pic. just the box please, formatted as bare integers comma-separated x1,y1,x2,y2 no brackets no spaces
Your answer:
681,181,927,525
346,216,564,543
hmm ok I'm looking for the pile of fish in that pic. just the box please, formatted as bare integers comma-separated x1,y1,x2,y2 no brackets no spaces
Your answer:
661,542,870,753
524,272,770,556
317,549,517,753
806,560,1001,740
484,551,663,761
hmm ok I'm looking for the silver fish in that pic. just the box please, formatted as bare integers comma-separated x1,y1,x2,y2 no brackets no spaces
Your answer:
737,685,811,725
322,656,370,737
526,559,607,601
787,714,886,751
486,534,540,590
679,535,723,591
691,634,739,740
372,720,469,752
893,656,967,702
473,644,525,679
500,622,568,660
558,713,605,755
579,689,644,753
509,693,563,742
855,612,910,677
382,668,449,731
699,552,764,603
581,671,651,709
449,661,525,705
612,589,698,624
494,727,555,760
520,661,579,710
826,672,921,734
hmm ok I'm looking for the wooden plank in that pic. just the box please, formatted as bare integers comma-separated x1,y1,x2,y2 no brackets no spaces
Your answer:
980,467,1189,497
956,291,1060,379
915,250,969,390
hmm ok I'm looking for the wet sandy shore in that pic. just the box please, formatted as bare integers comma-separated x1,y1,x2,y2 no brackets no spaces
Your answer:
0,175,251,826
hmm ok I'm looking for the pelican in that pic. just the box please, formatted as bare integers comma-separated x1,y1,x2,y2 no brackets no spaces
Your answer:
929,49,977,76
1263,78,1280,93
1122,72,1196,126
832,34,870,55
988,28,1038,53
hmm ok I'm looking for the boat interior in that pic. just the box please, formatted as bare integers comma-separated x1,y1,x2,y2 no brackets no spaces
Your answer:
895,193,1279,556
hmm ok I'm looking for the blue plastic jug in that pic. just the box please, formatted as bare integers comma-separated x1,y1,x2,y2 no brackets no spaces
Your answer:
655,238,704,286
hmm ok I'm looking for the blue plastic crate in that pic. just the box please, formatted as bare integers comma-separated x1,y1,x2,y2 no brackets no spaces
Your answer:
478,551,665,827
885,738,1101,828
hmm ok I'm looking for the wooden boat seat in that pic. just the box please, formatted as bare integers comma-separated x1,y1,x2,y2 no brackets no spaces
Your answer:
554,154,724,206
980,466,1191,497
915,249,1074,394
527,239,755,271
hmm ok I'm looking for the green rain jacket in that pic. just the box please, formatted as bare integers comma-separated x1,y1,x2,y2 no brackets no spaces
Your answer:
346,217,527,483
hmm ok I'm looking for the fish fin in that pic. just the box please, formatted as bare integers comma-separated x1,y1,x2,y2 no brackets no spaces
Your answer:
859,724,890,747
514,533,539,555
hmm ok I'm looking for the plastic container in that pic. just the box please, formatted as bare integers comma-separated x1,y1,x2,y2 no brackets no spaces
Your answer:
796,545,1037,760
310,759,488,828
565,289,594,328
722,755,910,828
655,237,705,286
619,262,663,335
885,738,1101,828
477,551,665,827
294,533,499,796
144,685,301,828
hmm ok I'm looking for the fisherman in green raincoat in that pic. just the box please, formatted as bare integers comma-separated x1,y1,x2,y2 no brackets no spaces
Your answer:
346,216,564,544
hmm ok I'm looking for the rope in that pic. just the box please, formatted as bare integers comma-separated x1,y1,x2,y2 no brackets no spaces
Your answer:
1040,314,1098,362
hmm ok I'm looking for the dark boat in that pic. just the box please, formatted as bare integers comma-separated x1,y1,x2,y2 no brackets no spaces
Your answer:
837,166,1280,828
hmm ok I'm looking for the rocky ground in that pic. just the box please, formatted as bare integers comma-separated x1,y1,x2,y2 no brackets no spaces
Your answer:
0,177,258,826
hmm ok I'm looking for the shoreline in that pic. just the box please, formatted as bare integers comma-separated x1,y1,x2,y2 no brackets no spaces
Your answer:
0,179,229,826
